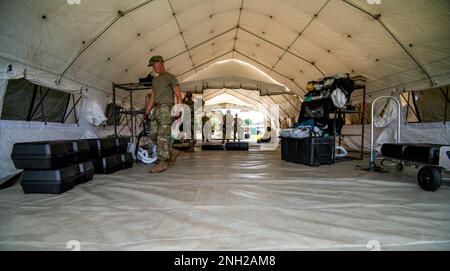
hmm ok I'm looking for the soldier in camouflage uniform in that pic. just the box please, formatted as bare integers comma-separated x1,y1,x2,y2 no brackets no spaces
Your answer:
145,55,183,173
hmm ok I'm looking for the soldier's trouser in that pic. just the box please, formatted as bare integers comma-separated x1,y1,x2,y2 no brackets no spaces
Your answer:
150,104,173,162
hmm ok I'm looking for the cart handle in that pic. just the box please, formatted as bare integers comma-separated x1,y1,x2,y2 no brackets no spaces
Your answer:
370,96,402,166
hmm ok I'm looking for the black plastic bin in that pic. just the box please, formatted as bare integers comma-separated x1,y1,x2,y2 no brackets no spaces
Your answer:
404,144,443,165
116,137,130,154
71,140,90,163
202,144,225,151
11,141,75,170
281,137,335,166
20,164,79,194
226,142,249,151
381,143,407,160
77,161,94,184
120,153,134,169
92,155,122,174
87,138,117,158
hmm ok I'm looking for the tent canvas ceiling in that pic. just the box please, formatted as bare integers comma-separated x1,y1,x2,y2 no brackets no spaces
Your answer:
0,0,449,110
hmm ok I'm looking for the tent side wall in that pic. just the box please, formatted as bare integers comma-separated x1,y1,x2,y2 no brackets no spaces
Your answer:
0,61,123,178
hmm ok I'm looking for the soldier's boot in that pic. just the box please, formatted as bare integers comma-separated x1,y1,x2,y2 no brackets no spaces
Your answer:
150,161,168,173
186,142,195,153
168,148,182,166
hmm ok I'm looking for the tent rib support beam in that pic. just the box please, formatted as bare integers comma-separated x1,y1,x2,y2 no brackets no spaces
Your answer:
270,0,330,75
166,26,236,62
167,0,196,72
232,0,245,58
234,49,307,95
226,89,282,121
205,88,278,120
266,95,290,117
203,89,223,100
238,26,326,76
55,0,156,85
177,50,234,78
280,93,300,113
342,0,434,85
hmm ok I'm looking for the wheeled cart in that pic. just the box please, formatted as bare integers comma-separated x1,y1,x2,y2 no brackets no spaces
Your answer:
381,144,450,191
369,96,449,191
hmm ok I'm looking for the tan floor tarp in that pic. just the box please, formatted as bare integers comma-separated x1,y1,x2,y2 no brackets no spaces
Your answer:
1,150,449,250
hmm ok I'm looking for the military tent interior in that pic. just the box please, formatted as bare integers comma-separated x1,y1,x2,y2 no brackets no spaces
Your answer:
0,0,450,251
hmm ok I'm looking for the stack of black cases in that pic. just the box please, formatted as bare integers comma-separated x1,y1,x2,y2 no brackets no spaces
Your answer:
11,140,94,194
225,142,249,151
202,144,225,151
87,137,133,174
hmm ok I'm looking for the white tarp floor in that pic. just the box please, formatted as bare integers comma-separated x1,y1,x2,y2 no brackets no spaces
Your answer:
0,149,450,251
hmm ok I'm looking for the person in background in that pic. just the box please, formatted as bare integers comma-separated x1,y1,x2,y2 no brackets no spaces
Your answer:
257,127,274,143
233,113,243,142
233,114,238,142
182,91,195,153
221,110,233,144
202,112,211,142
280,117,289,129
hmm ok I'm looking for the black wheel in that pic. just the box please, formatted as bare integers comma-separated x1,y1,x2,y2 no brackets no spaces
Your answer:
417,166,442,191
396,163,404,171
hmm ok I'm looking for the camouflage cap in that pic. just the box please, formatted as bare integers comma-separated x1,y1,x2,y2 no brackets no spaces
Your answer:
148,55,164,66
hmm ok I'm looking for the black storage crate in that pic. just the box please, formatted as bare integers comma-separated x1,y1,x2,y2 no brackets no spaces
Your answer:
71,140,90,163
116,137,130,154
77,161,94,184
281,137,335,166
92,155,121,174
226,142,249,151
11,141,75,170
404,144,443,165
202,144,225,151
120,153,134,169
87,138,116,158
20,164,78,194
381,143,407,160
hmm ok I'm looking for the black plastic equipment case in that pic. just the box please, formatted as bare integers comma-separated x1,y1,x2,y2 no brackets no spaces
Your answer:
120,153,133,169
71,140,90,163
381,143,408,160
20,164,79,194
77,161,94,184
202,144,225,151
116,137,130,154
404,144,442,165
225,142,249,151
281,137,335,166
11,141,75,170
87,138,117,158
92,155,122,174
